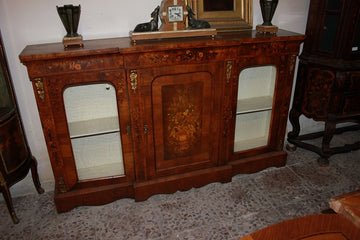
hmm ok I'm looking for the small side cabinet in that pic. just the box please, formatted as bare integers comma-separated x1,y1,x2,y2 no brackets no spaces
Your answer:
287,0,360,164
0,32,44,224
20,30,304,212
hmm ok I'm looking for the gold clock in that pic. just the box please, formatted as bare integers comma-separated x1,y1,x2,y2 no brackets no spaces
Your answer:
159,0,187,31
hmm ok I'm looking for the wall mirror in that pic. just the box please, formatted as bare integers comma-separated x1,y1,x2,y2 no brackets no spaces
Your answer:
189,0,252,31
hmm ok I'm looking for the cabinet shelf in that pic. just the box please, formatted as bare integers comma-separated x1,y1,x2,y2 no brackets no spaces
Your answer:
71,131,124,180
234,136,268,152
77,162,124,180
236,96,273,114
68,116,120,139
233,110,272,152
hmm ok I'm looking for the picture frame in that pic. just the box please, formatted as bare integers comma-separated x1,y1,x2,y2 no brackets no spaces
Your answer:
188,0,252,31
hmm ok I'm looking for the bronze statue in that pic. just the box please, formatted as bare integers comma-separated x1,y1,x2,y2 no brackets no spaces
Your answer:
134,6,160,32
186,5,211,29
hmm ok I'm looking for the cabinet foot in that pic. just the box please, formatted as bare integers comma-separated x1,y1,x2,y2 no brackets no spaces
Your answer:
31,156,45,194
317,157,329,166
0,183,19,224
286,143,297,152
11,211,19,224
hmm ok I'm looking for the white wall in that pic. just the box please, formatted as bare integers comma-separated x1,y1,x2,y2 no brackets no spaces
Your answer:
0,0,311,198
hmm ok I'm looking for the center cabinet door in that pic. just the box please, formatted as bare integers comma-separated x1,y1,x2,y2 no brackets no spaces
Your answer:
139,64,222,178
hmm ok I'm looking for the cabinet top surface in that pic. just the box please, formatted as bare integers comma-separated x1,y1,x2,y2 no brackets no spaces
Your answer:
19,30,305,63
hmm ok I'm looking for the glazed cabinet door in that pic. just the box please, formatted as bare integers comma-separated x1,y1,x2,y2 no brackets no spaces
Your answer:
134,63,222,179
317,0,344,54
227,56,294,164
35,70,134,192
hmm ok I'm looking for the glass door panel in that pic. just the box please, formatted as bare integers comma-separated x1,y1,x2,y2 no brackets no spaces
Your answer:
319,0,343,52
63,83,124,180
0,56,14,116
234,65,276,152
352,19,360,53
319,13,340,52
326,0,342,10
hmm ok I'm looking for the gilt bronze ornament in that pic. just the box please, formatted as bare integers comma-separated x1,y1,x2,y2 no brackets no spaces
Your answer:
57,4,83,48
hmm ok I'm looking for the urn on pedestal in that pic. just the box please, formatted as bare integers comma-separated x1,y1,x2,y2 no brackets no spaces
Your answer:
57,4,83,48
256,0,279,34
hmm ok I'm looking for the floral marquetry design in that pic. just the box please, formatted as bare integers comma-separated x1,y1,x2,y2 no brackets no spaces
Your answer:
302,68,335,119
175,49,218,63
162,82,203,160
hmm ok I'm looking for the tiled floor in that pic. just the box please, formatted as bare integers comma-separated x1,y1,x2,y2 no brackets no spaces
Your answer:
1,131,359,240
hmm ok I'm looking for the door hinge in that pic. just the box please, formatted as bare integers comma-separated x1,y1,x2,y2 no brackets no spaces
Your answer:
144,123,148,135
57,176,67,193
126,124,131,136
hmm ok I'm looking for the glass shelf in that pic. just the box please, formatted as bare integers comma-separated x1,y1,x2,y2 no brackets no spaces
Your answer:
71,132,124,180
236,96,273,114
234,110,272,152
68,116,120,139
234,137,269,152
77,162,125,180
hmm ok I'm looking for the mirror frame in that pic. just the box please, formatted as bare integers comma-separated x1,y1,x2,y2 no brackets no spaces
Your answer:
188,0,252,31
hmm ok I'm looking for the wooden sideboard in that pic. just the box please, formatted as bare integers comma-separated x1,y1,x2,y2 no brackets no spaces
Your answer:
19,30,304,212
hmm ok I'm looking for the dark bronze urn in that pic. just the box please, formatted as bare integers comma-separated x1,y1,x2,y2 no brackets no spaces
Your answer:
57,4,83,48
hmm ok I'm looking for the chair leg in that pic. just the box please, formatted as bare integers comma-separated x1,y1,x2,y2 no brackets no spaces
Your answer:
30,156,44,194
0,180,19,224
318,115,336,165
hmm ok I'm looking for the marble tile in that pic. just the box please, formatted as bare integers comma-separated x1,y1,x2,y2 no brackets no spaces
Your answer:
31,213,69,240
33,191,57,220
194,175,274,222
335,129,360,145
168,223,233,240
249,167,313,208
62,206,97,240
289,160,359,195
95,199,163,240
224,207,284,240
275,190,334,220
331,150,360,185
0,194,36,240
151,190,223,239
285,145,319,166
